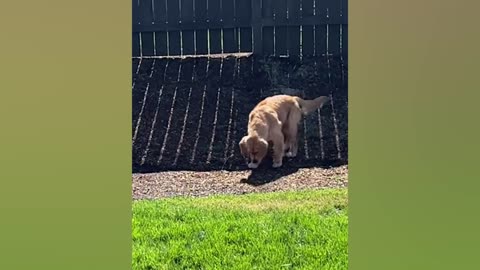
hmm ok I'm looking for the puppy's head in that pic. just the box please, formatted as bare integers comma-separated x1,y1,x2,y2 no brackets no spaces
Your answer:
239,135,269,169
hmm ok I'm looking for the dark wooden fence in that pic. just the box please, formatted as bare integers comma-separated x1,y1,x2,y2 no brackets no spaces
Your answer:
133,0,347,58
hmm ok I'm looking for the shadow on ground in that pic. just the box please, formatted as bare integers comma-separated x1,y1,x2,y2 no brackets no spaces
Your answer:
241,167,300,186
239,159,347,186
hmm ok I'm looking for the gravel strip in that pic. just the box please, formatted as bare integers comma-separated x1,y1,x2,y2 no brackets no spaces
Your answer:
132,165,348,199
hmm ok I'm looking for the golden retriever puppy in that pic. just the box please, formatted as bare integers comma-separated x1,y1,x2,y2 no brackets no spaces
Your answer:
239,94,329,169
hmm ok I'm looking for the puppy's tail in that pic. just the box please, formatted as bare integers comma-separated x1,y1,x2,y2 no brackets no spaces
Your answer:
294,96,330,115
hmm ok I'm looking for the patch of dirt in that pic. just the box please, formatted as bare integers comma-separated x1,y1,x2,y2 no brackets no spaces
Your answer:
132,165,348,199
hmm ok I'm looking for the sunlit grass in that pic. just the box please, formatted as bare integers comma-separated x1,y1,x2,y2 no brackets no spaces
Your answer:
133,189,348,270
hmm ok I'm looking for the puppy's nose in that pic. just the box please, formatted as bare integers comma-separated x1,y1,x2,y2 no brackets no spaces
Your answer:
248,163,259,169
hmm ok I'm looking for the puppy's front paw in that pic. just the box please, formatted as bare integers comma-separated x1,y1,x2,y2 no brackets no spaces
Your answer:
272,161,283,168
285,151,296,158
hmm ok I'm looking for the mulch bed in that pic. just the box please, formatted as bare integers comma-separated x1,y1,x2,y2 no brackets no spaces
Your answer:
132,54,348,199
132,54,348,173
133,165,348,199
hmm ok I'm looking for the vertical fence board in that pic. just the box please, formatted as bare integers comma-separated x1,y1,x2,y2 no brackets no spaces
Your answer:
208,0,221,23
195,0,208,21
237,0,252,52
252,0,263,54
195,0,208,54
223,28,237,53
302,0,314,57
167,0,180,25
328,24,340,55
167,0,181,55
341,0,348,23
133,0,140,25
342,24,348,62
287,0,300,22
315,24,327,56
196,31,208,54
133,32,141,56
132,0,141,57
239,27,252,52
169,31,182,55
223,28,238,53
181,0,195,54
287,0,300,57
341,0,348,61
209,30,222,54
275,27,288,56
153,0,167,23
222,0,235,23
314,0,329,56
141,32,155,56
140,0,154,25
273,0,288,55
273,0,288,23
222,0,236,53
288,26,300,57
235,0,251,24
327,0,342,23
208,0,222,53
139,0,154,56
155,31,168,55
262,0,274,19
302,25,314,56
262,26,274,55
315,0,329,21
302,0,314,18
183,31,195,54
181,0,194,23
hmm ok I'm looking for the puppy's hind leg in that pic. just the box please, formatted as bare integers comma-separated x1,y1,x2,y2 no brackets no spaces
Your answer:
285,111,301,158
285,125,298,158
271,130,285,168
282,124,291,153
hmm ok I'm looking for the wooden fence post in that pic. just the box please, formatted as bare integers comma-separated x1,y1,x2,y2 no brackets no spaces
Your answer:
252,0,263,54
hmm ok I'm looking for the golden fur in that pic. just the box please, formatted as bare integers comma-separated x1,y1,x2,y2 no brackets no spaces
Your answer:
239,94,330,169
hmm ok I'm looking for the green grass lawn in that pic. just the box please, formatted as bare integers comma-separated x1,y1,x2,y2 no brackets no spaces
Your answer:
132,189,348,270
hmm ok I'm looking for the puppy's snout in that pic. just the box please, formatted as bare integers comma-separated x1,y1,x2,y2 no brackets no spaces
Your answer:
247,162,259,169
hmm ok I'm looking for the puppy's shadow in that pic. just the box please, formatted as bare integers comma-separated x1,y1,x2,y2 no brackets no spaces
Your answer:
240,164,299,186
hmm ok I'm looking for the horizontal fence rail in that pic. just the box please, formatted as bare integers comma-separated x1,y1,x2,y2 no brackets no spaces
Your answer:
133,0,347,58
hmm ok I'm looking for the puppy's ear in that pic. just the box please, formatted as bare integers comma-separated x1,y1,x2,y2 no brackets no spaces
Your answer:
258,138,269,149
254,138,269,158
239,136,249,156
